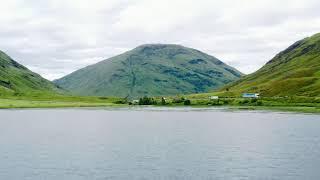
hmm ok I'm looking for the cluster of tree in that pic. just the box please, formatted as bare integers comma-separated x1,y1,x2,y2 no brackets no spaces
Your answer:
138,96,157,105
172,97,186,103
130,96,192,106
172,97,191,105
183,99,191,105
208,99,222,106
238,98,263,106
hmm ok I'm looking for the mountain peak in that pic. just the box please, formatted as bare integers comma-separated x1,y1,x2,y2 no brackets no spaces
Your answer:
136,43,183,48
55,45,242,97
133,44,187,53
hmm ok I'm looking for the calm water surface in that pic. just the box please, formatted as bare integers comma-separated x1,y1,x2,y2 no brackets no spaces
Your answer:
0,108,320,180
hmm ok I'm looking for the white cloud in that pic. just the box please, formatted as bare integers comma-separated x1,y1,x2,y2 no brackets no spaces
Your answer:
0,0,319,79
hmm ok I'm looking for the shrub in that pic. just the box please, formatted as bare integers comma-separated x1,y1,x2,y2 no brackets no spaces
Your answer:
256,101,263,106
184,99,191,105
114,98,127,104
172,97,185,103
139,96,156,105
239,99,249,105
161,97,166,105
222,99,229,105
99,97,109,100
195,99,209,105
210,99,221,106
221,98,237,105
250,98,258,103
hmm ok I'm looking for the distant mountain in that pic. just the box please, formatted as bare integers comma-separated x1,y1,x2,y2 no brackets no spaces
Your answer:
55,44,243,97
224,33,320,97
0,50,60,96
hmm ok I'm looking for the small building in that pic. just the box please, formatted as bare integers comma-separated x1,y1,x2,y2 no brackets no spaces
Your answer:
209,96,219,100
132,100,139,105
242,93,260,98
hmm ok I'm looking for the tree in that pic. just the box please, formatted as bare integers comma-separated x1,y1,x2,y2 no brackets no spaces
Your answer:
161,97,166,105
184,99,191,105
172,97,185,103
139,96,156,105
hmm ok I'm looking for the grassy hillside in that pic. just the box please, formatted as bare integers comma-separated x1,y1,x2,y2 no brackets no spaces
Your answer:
0,50,61,96
220,33,320,97
55,44,242,97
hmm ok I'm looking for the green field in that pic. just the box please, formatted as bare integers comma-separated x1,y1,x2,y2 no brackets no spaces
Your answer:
0,93,320,113
127,93,320,113
0,95,125,109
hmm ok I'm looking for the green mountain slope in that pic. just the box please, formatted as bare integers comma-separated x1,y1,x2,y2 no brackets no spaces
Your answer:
55,44,242,97
224,33,320,97
0,50,60,96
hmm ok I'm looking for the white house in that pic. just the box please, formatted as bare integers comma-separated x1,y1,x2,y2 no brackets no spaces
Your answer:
209,96,219,100
132,100,139,105
242,93,260,98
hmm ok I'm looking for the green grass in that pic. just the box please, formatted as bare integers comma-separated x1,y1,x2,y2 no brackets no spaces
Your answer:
221,33,320,97
0,99,115,109
150,94,320,113
0,95,125,109
0,93,320,114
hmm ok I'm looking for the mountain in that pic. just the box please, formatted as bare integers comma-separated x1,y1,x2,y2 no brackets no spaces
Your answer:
55,44,243,97
0,50,60,96
224,33,320,97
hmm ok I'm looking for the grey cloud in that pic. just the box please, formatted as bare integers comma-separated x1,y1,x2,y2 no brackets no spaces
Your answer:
0,0,319,80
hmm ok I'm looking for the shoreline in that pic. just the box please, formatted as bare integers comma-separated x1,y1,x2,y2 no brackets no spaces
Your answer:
0,98,319,114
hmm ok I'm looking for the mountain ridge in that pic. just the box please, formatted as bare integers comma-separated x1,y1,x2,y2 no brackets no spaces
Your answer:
55,44,243,97
0,50,61,96
222,33,320,97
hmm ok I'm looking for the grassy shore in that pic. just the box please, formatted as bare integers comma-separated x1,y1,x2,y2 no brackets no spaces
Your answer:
151,95,320,113
1,95,320,114
0,95,125,109
221,105,320,113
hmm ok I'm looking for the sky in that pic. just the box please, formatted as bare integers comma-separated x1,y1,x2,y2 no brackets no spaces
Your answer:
0,0,320,80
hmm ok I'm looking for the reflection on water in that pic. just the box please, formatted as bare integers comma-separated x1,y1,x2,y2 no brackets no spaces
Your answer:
0,109,319,180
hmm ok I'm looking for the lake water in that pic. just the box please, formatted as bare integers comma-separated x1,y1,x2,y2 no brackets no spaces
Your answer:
0,108,320,180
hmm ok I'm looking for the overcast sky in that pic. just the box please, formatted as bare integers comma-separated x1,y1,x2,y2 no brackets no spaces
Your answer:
0,0,319,80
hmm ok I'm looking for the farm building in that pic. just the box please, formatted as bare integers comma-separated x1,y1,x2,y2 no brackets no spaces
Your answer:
209,96,219,100
131,100,139,105
242,93,260,98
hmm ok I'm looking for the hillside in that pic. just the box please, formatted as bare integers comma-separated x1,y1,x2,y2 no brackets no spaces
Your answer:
223,33,320,97
0,50,60,96
55,44,242,97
